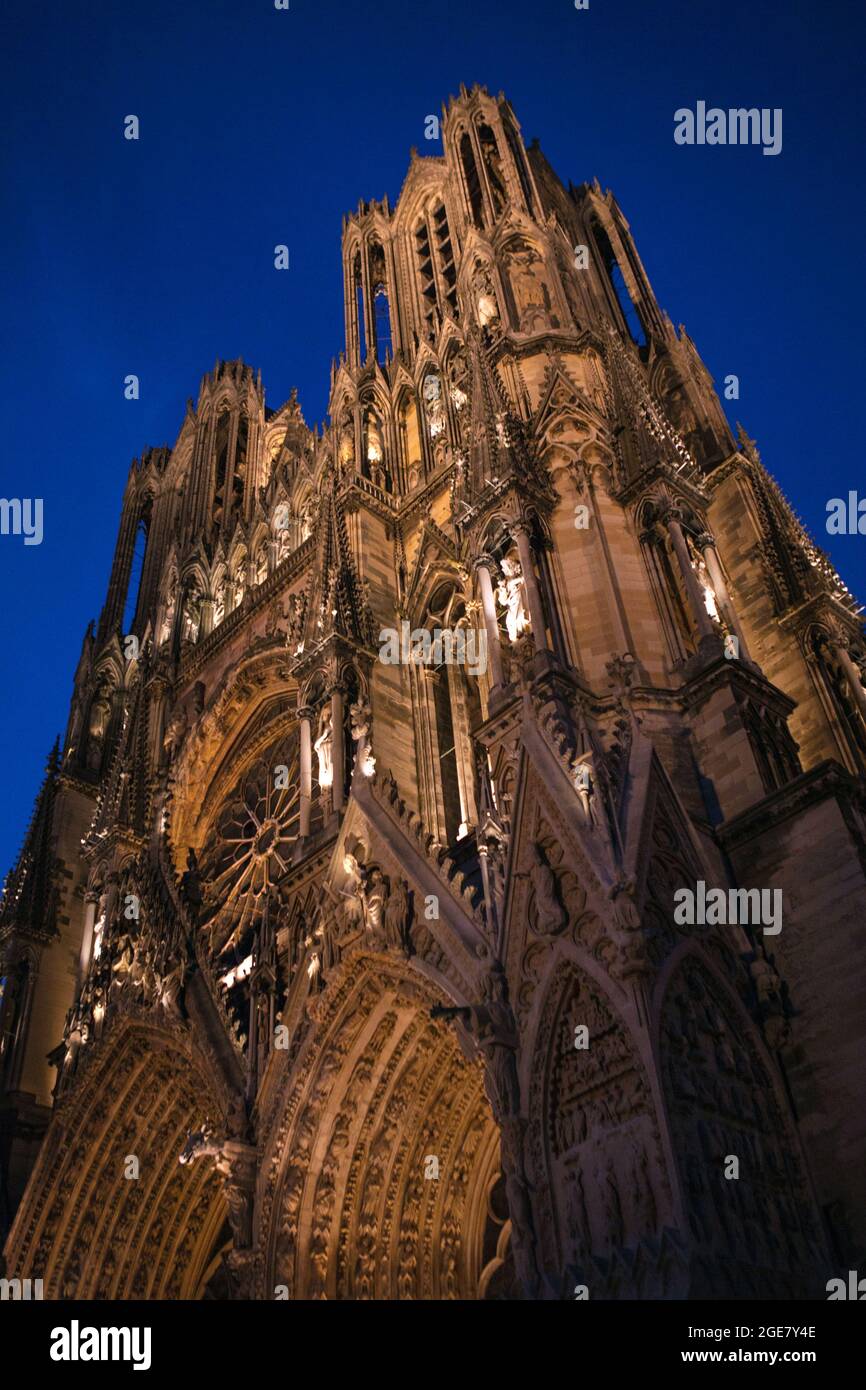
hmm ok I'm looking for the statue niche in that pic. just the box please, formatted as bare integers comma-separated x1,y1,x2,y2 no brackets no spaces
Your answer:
85,682,113,771
506,244,558,334
496,551,529,644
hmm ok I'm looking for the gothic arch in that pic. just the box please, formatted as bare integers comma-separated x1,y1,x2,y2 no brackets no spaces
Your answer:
168,656,302,860
407,573,482,845
259,951,505,1299
524,950,670,1293
4,1018,228,1298
635,494,699,665
500,234,561,333
394,383,423,491
655,947,826,1297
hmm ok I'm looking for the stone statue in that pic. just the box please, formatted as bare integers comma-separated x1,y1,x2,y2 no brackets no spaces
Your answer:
349,696,374,776
529,842,567,934
324,853,366,939
510,250,551,333
365,412,384,466
110,935,134,992
179,847,203,913
475,270,499,328
750,955,789,1049
496,552,529,643
86,689,111,769
162,705,188,764
182,586,202,643
383,876,410,954
572,760,599,826
265,596,284,638
88,690,111,742
339,411,355,467
158,957,187,1022
314,705,333,786
362,867,388,947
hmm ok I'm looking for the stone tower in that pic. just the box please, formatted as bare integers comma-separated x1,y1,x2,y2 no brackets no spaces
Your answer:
1,84,864,1299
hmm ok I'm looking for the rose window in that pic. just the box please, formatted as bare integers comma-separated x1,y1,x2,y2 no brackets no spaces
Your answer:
199,734,301,959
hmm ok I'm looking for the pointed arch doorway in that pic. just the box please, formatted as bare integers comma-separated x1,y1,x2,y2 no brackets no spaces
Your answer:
261,952,514,1299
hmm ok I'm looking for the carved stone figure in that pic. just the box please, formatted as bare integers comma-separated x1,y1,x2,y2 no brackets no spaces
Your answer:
362,867,388,947
314,705,333,786
509,249,553,333
572,760,599,826
496,552,529,643
383,876,410,954
475,269,500,328
162,705,188,763
349,696,374,776
529,842,567,934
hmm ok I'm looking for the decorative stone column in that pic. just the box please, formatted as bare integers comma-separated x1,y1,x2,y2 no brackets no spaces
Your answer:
77,891,99,986
474,556,504,689
199,597,215,639
149,673,170,771
696,532,751,660
577,461,636,662
6,952,38,1093
662,505,716,642
511,520,548,651
298,706,313,837
331,686,346,814
832,638,866,724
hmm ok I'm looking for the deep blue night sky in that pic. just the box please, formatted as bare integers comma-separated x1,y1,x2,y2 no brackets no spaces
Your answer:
1,0,864,872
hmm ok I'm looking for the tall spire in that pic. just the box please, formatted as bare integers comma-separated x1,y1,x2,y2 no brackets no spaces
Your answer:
299,480,373,651
0,740,61,941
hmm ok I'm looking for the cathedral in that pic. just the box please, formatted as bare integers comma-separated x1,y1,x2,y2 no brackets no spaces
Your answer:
1,84,865,1301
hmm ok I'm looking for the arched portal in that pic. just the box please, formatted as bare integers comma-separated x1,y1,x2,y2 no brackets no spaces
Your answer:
4,1019,228,1299
261,953,510,1299
660,952,826,1298
525,955,670,1291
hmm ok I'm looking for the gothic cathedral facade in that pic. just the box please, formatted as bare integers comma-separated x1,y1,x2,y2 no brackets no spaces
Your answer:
2,85,865,1300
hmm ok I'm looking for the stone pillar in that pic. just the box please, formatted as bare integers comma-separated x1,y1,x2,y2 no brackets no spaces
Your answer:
7,955,38,1093
199,597,215,639
77,893,99,987
663,507,716,642
511,521,548,651
331,686,345,814
298,706,313,837
474,557,504,688
580,463,635,660
833,640,866,724
697,533,751,660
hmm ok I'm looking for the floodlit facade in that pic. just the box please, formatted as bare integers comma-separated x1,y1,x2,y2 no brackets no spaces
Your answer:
2,85,865,1299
